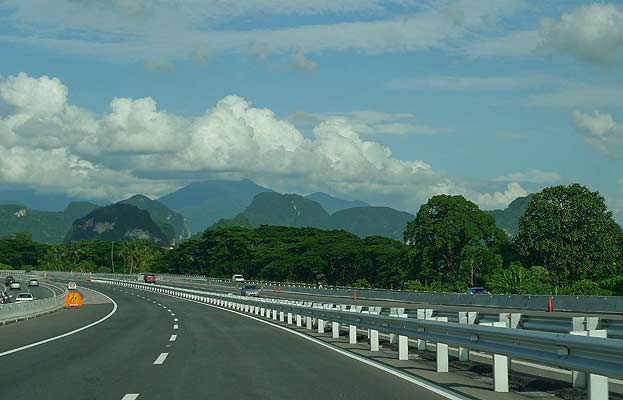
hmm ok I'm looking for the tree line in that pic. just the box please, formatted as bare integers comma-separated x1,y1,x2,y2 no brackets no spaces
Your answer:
1,183,622,296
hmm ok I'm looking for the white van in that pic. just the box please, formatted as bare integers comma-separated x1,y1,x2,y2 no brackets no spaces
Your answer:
232,274,245,283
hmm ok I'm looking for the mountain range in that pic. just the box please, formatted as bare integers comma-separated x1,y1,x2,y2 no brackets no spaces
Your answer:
0,179,535,244
212,192,414,240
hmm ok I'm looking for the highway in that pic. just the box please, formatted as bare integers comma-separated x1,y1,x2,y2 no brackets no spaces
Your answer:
0,281,455,400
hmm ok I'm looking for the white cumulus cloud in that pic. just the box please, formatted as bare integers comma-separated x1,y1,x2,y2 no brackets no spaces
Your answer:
540,3,623,68
571,110,623,158
0,71,526,211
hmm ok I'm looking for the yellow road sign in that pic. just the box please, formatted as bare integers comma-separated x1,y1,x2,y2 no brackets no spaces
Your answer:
65,291,83,308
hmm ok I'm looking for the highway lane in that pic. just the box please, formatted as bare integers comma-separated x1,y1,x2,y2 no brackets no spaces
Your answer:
0,283,178,400
1,281,455,400
105,283,452,400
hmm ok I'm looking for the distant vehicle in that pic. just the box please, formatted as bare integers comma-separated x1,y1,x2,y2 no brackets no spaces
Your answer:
68,281,77,290
466,287,489,295
144,274,156,284
5,276,15,286
241,285,260,297
232,274,245,283
14,293,34,303
28,279,39,287
0,291,10,304
9,281,21,290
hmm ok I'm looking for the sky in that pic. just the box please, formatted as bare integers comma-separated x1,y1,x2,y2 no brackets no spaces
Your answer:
0,0,622,217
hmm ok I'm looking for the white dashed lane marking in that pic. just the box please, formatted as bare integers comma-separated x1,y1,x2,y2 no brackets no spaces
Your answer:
121,394,139,400
153,353,168,365
173,318,178,322
169,334,177,342
173,324,179,330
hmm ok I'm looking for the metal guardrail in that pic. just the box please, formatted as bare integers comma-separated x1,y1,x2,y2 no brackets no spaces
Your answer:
94,278,623,384
0,283,68,325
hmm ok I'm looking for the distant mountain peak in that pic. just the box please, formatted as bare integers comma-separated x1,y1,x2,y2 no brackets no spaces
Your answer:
305,192,369,214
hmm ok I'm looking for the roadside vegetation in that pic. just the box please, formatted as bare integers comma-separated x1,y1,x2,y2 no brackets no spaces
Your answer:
1,184,622,296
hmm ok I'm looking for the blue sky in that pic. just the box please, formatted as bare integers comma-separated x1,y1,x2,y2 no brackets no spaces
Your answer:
0,0,622,218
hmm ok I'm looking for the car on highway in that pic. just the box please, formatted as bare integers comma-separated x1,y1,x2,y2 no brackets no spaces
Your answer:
28,279,39,287
14,293,34,303
466,287,489,295
241,285,260,297
9,281,21,290
144,274,156,284
5,276,15,286
0,290,10,304
232,274,245,283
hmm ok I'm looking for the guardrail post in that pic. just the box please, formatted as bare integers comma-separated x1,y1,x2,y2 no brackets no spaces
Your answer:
570,329,609,400
458,311,477,361
398,313,409,360
571,317,601,390
296,314,302,327
332,321,340,338
287,312,293,324
435,316,449,372
279,311,285,322
273,309,278,320
389,307,405,344
318,317,325,333
306,316,313,329
417,308,433,350
480,321,508,392
260,307,265,317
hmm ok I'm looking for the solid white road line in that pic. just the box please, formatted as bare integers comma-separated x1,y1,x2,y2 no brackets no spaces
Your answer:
169,334,177,342
0,288,118,358
153,353,168,365
173,318,178,322
121,394,139,400
173,324,178,330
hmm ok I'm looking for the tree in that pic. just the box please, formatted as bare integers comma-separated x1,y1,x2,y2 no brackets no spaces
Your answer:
515,184,623,286
404,195,508,287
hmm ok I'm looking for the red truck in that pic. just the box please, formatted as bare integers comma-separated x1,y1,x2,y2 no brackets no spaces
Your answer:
144,274,156,284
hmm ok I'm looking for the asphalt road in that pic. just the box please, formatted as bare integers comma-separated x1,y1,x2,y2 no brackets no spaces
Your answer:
0,281,451,400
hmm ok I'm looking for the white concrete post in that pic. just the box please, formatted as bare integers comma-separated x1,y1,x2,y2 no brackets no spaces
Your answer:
480,321,509,392
389,307,405,344
435,317,449,372
272,309,277,320
458,311,477,361
417,308,433,350
296,314,302,327
332,321,340,338
318,318,325,333
287,312,293,325
349,324,357,344
260,307,265,317
370,329,379,351
398,313,409,361
306,316,313,330
279,311,285,322
571,317,600,389
570,329,608,400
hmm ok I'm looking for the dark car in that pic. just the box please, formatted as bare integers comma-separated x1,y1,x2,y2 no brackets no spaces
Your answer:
241,285,260,297
466,287,489,295
5,276,15,286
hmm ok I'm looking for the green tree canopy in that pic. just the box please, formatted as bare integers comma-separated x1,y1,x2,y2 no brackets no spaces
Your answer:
514,184,623,285
404,195,508,287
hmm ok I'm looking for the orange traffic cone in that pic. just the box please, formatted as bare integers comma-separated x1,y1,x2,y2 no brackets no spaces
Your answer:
353,290,357,301
547,297,554,312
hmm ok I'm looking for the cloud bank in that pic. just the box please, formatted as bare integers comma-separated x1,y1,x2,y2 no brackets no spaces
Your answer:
0,72,526,211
